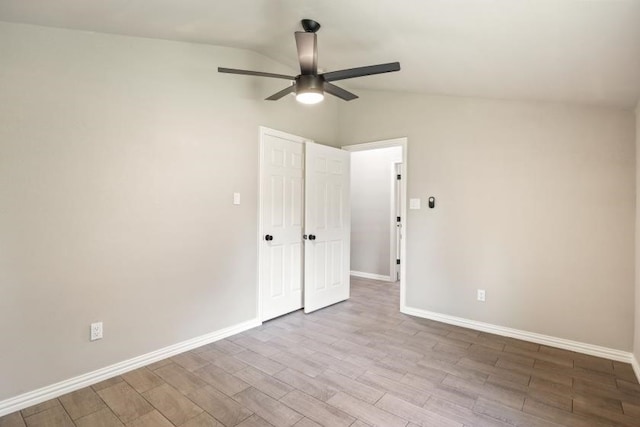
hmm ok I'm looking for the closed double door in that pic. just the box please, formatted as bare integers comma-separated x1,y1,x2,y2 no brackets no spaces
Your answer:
259,127,350,321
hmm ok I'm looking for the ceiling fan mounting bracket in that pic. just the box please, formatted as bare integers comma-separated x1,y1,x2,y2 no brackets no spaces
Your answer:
301,19,321,33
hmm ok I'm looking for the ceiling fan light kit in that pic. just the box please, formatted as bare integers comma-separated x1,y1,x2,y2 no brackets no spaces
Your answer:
295,75,324,104
218,19,401,104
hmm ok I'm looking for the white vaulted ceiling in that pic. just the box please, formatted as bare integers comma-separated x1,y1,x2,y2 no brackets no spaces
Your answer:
0,0,639,108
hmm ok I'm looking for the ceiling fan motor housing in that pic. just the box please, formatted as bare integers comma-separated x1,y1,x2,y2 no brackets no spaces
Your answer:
296,75,324,95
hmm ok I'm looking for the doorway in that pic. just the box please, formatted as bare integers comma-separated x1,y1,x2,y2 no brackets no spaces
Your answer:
342,138,408,308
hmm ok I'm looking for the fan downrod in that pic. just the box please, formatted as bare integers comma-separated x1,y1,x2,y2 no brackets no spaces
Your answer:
301,19,321,33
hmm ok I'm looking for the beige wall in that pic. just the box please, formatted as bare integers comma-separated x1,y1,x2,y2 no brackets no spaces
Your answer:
350,147,402,277
338,91,636,350
0,22,339,401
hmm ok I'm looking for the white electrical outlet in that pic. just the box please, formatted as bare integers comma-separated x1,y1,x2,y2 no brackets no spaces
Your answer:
90,322,103,341
477,289,486,302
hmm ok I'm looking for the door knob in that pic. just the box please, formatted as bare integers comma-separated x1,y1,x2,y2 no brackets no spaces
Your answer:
308,234,316,240
264,235,273,241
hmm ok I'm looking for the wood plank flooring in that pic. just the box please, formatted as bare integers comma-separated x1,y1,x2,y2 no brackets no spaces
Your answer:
2,276,640,426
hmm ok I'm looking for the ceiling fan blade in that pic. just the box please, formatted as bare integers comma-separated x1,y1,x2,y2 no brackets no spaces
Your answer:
265,85,296,101
321,62,401,82
324,82,358,101
218,67,295,80
295,32,317,75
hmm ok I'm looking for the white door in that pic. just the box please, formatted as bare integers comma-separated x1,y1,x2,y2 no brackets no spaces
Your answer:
260,128,306,321
304,142,351,313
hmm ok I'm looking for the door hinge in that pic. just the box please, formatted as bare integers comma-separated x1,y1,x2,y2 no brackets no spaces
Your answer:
397,174,401,180
396,259,401,265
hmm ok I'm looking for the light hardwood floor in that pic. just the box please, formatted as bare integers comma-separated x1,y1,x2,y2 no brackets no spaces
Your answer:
2,276,640,426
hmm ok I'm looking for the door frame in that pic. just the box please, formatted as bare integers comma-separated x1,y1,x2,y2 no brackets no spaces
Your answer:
391,161,402,281
257,126,312,322
342,137,408,310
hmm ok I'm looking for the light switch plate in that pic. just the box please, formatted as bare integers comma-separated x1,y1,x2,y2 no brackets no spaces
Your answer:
233,192,241,205
409,198,421,210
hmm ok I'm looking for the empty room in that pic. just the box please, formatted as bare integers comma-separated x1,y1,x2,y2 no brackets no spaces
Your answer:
1,1,640,426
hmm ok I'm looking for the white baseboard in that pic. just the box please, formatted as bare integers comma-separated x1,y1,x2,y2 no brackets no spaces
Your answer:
631,354,640,383
401,305,636,366
0,318,261,417
350,271,392,282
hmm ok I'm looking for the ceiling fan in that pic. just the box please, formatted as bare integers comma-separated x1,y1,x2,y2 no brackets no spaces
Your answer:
218,19,401,104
